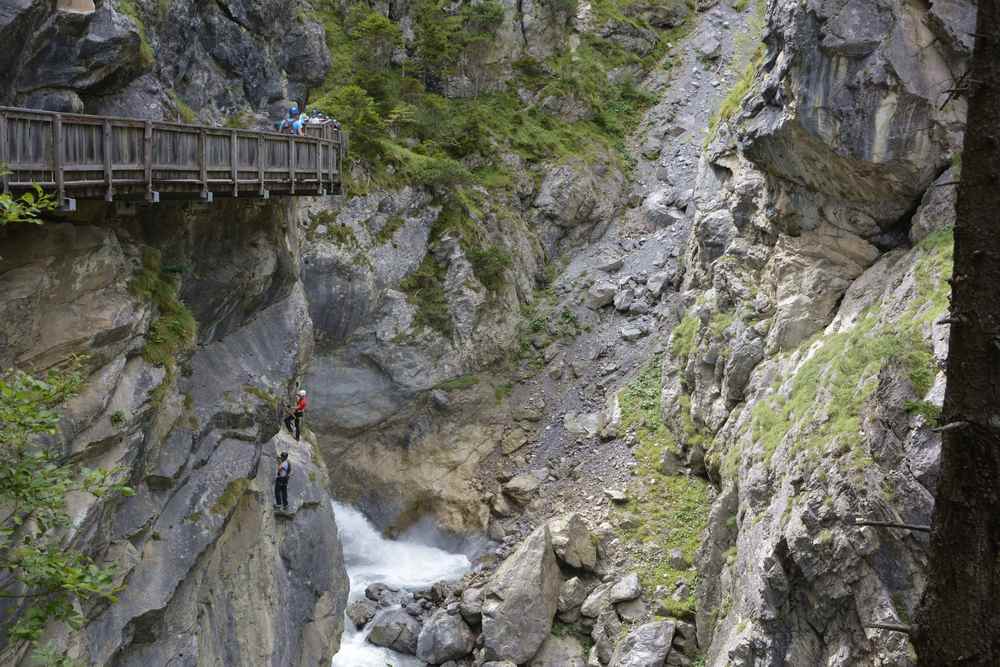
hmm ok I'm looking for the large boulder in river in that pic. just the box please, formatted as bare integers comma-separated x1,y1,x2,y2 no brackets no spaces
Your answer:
482,525,561,663
547,513,598,571
368,609,422,655
609,620,675,667
416,609,476,664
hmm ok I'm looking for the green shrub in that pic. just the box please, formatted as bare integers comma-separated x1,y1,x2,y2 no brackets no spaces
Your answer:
130,248,197,369
400,254,452,336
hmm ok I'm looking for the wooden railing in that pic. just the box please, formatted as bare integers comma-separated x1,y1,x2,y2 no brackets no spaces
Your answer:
0,106,345,207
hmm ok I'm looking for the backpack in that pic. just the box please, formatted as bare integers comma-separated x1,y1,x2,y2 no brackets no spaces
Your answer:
279,460,292,478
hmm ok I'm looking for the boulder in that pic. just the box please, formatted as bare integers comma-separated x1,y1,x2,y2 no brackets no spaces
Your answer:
558,577,594,622
596,253,625,273
417,609,476,664
587,280,617,309
614,288,635,312
692,32,721,59
609,573,641,603
591,608,622,665
368,609,422,655
667,549,689,570
530,634,587,666
503,473,542,504
347,599,377,628
646,272,670,298
366,582,406,607
482,525,561,664
604,487,629,503
581,581,615,617
460,587,484,625
563,412,606,439
548,513,598,571
620,326,646,342
609,620,675,667
643,189,686,227
615,598,647,622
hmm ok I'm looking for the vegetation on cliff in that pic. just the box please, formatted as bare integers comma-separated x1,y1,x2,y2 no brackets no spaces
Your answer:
0,363,133,658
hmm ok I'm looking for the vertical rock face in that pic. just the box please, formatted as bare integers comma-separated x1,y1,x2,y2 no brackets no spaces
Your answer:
661,0,972,665
0,200,348,665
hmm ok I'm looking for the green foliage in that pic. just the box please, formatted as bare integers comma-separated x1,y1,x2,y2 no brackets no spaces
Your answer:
375,215,407,244
223,112,254,129
312,84,385,160
400,254,453,336
167,91,197,124
308,210,358,248
705,0,765,144
670,314,701,364
211,478,249,516
615,359,711,609
708,311,734,339
307,0,686,189
116,0,155,68
749,230,953,470
437,374,480,391
495,383,513,401
904,400,942,424
466,245,513,292
129,248,197,369
0,362,134,650
0,185,57,226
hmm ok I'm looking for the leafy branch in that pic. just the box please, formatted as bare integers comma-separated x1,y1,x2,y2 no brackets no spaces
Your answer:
0,360,133,652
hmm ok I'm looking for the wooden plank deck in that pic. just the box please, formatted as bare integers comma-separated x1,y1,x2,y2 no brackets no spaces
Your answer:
0,106,345,207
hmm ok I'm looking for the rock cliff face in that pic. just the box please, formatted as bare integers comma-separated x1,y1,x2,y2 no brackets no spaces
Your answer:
0,201,348,665
0,0,980,664
667,0,973,664
0,0,328,120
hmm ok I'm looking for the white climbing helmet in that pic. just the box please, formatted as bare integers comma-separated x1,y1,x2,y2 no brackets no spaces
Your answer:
298,389,307,397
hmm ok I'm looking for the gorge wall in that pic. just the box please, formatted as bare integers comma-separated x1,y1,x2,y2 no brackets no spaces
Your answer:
0,0,978,665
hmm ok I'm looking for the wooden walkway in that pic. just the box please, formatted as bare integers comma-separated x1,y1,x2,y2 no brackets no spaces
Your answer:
0,106,345,208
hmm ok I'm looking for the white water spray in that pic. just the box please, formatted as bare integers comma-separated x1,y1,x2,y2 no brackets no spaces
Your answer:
330,501,472,667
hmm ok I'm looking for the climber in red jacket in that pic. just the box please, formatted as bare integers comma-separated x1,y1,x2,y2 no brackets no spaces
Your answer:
284,389,307,441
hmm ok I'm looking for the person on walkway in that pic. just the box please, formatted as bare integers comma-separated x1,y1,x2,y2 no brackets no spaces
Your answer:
274,452,291,511
276,105,299,133
284,389,307,440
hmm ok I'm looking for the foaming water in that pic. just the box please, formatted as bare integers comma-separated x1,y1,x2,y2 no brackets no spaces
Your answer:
331,501,472,667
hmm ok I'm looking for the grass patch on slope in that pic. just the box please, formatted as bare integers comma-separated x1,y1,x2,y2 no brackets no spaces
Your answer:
615,359,711,619
749,229,953,470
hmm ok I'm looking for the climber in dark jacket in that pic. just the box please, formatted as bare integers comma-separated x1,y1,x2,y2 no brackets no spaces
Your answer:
274,452,291,511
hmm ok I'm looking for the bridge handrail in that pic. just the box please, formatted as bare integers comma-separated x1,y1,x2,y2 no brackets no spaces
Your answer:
0,105,346,203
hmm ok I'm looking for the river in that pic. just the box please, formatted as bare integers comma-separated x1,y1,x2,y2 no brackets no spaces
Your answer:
330,501,473,667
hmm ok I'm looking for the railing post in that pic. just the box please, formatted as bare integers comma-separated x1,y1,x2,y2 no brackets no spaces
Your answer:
315,138,322,195
0,111,8,194
257,135,265,197
102,119,113,202
230,130,238,198
198,129,209,201
53,113,65,207
288,136,295,195
144,120,156,202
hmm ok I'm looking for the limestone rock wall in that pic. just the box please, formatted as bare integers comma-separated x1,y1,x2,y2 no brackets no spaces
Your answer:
0,0,328,120
656,0,974,664
0,200,348,665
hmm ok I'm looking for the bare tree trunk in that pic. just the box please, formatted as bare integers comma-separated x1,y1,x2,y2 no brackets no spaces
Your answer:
913,1,1000,663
